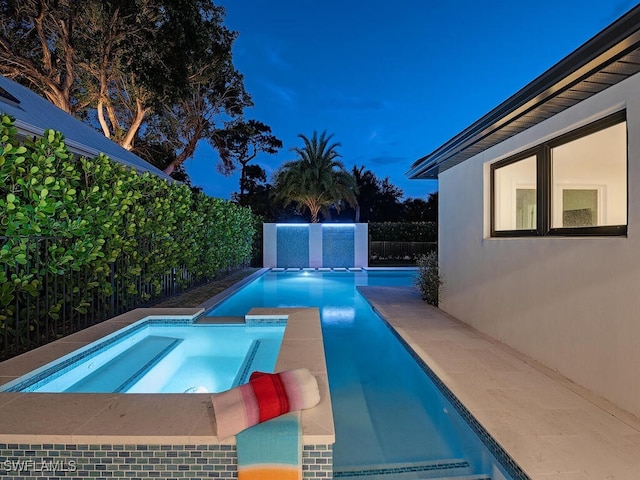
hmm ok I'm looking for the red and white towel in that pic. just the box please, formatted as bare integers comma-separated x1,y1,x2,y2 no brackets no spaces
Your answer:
211,368,320,439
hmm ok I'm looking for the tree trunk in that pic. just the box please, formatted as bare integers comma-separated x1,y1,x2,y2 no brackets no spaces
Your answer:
162,120,205,176
164,161,177,176
309,204,320,223
97,98,111,138
32,3,75,114
239,161,248,196
120,98,147,151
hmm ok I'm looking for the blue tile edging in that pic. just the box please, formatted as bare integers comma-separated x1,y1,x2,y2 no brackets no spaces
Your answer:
0,443,333,479
1,318,195,393
374,312,531,480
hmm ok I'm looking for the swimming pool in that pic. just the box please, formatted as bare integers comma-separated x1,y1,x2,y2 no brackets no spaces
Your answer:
0,319,285,394
205,269,518,479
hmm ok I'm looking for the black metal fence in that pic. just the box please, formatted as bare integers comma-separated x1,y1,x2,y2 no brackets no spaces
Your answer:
369,241,437,265
0,236,224,360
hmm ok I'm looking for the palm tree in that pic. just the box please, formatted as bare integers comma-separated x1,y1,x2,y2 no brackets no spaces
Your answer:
274,131,358,223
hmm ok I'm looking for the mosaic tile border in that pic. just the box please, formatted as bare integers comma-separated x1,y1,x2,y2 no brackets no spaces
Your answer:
0,443,333,479
375,312,531,480
1,318,195,393
233,340,261,386
244,315,288,326
334,459,471,478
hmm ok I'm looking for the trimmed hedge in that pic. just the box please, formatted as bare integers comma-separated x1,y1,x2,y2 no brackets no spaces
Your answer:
369,222,437,242
0,115,254,353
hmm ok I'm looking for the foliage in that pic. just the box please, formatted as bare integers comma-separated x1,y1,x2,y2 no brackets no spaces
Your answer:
274,131,357,223
0,115,254,354
338,166,437,223
249,214,265,267
373,177,405,221
346,165,402,222
369,222,437,242
415,251,442,306
0,0,261,180
216,120,282,174
216,119,282,199
403,192,438,222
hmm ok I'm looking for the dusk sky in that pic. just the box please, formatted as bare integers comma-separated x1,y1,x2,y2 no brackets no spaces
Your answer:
185,0,638,201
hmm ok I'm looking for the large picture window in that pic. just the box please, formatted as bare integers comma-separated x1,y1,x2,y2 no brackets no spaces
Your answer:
491,111,627,237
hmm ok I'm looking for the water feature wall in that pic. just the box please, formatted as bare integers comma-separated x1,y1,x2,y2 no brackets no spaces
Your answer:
263,223,368,268
275,224,310,267
322,225,355,267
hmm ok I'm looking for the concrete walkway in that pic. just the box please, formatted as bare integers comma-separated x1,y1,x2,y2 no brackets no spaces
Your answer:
358,286,640,480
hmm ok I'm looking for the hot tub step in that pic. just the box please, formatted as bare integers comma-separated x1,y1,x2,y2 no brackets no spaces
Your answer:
65,335,182,393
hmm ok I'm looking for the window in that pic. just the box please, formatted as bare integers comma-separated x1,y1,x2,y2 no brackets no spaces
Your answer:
493,153,537,231
491,111,627,237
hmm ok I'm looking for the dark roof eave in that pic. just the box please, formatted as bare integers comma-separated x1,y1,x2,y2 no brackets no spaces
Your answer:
407,5,640,180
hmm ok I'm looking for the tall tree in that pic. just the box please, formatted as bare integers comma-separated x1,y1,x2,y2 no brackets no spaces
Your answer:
352,165,379,222
274,131,357,223
0,0,255,177
231,164,274,219
213,119,282,196
372,177,404,221
0,0,80,112
401,193,437,222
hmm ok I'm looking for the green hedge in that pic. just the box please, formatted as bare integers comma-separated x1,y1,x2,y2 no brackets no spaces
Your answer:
369,222,437,242
0,115,254,354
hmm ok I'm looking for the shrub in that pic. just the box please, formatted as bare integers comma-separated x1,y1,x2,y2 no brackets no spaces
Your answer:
369,222,437,242
415,251,442,306
0,114,255,356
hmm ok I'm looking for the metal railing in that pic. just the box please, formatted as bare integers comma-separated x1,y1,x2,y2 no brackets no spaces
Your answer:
369,241,437,265
0,236,231,360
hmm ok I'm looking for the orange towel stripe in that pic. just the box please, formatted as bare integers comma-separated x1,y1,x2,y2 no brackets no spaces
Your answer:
238,466,299,480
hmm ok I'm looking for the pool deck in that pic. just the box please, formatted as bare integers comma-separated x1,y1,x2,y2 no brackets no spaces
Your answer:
358,286,640,480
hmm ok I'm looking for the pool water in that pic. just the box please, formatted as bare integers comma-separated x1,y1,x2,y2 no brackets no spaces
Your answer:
206,270,516,479
2,322,285,394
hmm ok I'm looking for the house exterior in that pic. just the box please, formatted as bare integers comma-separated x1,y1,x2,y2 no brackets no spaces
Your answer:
0,75,172,181
408,6,640,418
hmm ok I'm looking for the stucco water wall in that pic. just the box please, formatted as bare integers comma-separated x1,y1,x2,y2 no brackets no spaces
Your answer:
438,71,640,418
263,224,368,268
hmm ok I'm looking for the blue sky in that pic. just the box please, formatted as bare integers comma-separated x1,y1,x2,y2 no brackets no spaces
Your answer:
185,0,638,200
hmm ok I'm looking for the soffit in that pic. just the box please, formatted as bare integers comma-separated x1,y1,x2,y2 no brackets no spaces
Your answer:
408,6,640,179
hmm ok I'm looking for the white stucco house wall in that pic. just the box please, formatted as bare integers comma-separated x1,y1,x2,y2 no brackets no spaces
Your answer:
407,6,640,418
0,75,173,181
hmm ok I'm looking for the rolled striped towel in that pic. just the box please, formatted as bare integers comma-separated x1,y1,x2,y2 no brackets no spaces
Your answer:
236,411,302,480
211,368,320,439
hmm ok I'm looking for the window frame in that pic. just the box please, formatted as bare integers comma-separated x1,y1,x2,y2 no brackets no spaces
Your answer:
490,147,543,237
490,110,627,238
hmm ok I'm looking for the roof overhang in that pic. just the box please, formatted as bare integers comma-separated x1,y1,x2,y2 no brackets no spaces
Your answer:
407,5,640,180
0,75,175,183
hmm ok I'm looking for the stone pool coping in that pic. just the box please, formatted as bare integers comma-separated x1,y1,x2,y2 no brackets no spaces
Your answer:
0,306,334,446
358,285,640,480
